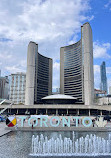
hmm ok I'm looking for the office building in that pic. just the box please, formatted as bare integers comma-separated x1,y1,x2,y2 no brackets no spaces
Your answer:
109,86,111,94
9,73,26,104
0,76,9,99
100,61,107,93
60,22,94,105
25,41,52,105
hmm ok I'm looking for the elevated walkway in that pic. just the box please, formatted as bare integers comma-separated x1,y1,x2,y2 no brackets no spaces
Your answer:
0,104,111,111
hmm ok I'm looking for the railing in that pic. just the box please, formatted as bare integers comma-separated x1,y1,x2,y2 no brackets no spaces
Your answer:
0,100,13,114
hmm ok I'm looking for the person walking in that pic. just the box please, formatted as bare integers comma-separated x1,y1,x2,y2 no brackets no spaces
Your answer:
32,123,33,129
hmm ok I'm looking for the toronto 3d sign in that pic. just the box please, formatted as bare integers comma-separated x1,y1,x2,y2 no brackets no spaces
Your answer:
18,116,93,127
6,116,107,128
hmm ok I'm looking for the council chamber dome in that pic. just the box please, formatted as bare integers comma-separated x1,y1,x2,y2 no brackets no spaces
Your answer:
42,94,78,104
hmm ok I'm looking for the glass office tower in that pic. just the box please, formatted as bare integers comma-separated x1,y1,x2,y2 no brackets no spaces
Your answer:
25,41,52,105
100,61,107,93
60,22,94,105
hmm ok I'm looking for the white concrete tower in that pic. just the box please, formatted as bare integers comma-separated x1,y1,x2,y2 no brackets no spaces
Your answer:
82,22,94,105
25,42,38,105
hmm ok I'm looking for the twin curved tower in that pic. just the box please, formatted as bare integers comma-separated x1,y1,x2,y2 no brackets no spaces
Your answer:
25,22,94,106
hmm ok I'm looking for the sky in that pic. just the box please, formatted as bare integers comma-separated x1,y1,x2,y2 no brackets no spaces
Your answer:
0,0,111,92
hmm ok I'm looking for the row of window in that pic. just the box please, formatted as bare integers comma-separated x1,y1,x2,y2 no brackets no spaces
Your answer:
64,56,81,61
64,79,82,85
64,49,81,58
64,71,82,78
10,85,25,89
10,92,25,94
64,60,81,67
64,70,82,76
10,87,25,90
64,44,81,53
64,75,82,82
64,51,81,58
64,46,81,53
64,92,82,98
64,88,82,93
64,41,81,52
64,65,82,71
10,97,25,99
64,81,82,87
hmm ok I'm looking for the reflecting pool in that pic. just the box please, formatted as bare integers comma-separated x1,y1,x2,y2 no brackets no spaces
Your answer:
0,131,111,158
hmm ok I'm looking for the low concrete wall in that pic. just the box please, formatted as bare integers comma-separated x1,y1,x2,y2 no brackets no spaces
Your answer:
5,127,111,132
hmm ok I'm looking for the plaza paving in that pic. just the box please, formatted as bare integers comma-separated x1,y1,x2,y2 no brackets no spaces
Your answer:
0,122,11,137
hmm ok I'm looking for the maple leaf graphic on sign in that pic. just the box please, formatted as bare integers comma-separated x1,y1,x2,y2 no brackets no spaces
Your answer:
95,117,107,127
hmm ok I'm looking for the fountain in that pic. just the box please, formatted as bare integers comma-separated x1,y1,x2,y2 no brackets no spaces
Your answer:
30,132,111,157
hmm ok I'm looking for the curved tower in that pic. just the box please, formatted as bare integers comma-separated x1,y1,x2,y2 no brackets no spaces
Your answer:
60,22,94,105
25,41,52,105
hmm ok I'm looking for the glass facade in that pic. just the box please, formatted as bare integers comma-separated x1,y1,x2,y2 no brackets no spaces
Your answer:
63,40,83,101
34,53,52,104
100,61,107,93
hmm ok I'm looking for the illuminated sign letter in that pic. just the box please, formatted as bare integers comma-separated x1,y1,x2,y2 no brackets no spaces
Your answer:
50,116,60,127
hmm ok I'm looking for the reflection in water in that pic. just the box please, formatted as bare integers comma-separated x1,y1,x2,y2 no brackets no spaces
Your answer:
0,131,111,158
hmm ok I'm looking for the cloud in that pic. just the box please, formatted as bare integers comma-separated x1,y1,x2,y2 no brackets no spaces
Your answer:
53,61,60,89
87,15,94,21
0,38,13,42
94,65,100,89
106,67,111,74
104,0,111,10
0,0,92,42
93,42,111,59
5,65,25,74
0,0,93,89
0,40,27,76
5,60,26,74
107,79,111,93
108,80,111,88
106,67,111,93
53,61,60,70
0,51,12,59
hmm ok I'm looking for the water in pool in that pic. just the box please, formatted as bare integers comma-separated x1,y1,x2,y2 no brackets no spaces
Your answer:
0,131,111,158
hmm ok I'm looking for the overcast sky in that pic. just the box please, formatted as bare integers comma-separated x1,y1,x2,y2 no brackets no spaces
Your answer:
0,0,111,92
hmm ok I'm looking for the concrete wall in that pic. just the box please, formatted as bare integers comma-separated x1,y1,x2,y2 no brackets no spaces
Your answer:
25,42,38,105
82,22,94,105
